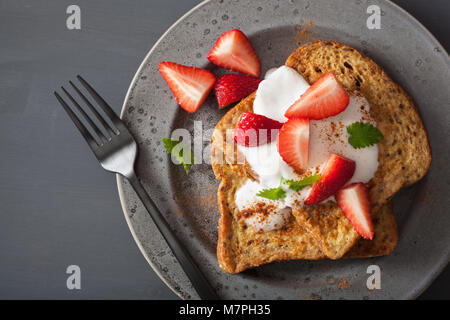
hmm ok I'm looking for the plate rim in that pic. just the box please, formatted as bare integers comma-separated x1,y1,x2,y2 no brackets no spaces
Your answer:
384,0,449,300
116,0,449,300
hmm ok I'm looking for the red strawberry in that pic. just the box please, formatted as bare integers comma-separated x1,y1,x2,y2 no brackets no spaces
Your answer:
214,74,262,108
304,153,355,205
158,61,216,113
234,112,283,147
284,72,349,120
207,29,261,77
335,183,374,240
276,118,310,170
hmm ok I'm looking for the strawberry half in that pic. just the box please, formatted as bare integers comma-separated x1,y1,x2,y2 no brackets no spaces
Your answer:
284,72,349,120
276,118,310,170
304,153,355,205
214,74,262,108
207,29,261,77
158,61,216,113
335,183,374,240
234,112,283,147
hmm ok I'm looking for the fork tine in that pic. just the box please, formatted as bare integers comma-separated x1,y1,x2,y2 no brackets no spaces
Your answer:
69,80,117,136
54,91,99,150
76,75,123,129
61,86,109,144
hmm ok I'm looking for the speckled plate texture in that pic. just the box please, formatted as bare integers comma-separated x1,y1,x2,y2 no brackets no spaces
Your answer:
117,0,449,299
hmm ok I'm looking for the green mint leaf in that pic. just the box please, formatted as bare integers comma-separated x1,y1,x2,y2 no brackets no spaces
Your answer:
347,122,383,149
257,187,286,200
162,138,194,174
281,174,321,192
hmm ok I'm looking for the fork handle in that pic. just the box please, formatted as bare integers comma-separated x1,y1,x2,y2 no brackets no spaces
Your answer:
127,172,218,300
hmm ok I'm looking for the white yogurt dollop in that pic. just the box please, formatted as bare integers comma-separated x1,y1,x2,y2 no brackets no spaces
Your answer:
253,66,311,123
235,180,291,232
235,66,379,232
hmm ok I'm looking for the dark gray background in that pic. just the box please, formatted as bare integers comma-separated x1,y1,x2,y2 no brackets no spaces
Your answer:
0,0,447,299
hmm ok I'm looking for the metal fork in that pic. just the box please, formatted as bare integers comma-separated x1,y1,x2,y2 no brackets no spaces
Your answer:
54,75,217,300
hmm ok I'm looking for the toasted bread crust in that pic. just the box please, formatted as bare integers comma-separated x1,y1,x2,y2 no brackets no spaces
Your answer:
211,40,429,273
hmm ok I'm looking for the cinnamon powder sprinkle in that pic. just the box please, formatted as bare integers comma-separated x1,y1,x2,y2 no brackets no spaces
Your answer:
240,202,279,219
296,19,314,44
338,279,350,289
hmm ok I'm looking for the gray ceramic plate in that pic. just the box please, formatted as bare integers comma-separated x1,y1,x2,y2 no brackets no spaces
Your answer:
117,0,449,299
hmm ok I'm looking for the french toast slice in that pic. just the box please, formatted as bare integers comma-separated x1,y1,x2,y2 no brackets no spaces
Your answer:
283,40,430,258
210,40,430,272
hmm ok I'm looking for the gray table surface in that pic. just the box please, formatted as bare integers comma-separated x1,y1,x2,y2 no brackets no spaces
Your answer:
0,0,448,300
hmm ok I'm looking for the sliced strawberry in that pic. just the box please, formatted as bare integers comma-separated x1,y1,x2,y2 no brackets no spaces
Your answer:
304,153,355,205
158,61,216,113
214,74,262,108
207,29,261,77
335,183,374,240
284,72,349,120
276,118,310,170
234,112,283,147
